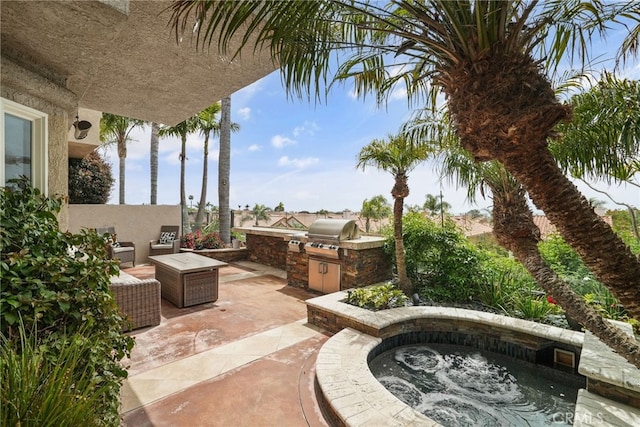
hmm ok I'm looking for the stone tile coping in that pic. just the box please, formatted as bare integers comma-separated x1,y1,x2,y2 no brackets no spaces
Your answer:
306,290,584,347
579,320,640,393
316,328,437,427
574,389,640,426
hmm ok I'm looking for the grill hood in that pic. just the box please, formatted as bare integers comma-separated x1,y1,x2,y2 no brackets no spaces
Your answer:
307,219,360,242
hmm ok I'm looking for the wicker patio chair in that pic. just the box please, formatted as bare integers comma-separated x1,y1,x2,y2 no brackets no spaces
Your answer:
110,271,161,330
96,226,136,267
149,225,180,257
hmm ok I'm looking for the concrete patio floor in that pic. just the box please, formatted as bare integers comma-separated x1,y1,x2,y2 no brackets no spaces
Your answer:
119,261,331,427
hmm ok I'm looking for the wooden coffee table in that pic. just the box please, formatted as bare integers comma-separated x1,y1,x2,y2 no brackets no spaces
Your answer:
149,252,227,308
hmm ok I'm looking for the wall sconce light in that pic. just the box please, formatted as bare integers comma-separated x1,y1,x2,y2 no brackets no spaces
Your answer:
73,115,92,140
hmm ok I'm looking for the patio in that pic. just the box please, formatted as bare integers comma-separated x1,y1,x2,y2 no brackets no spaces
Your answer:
119,261,331,427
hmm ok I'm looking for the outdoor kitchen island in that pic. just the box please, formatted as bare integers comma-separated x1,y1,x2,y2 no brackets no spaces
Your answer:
233,219,392,293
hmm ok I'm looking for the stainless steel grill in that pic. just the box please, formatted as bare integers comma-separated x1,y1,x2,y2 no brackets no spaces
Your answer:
304,219,360,259
306,219,360,242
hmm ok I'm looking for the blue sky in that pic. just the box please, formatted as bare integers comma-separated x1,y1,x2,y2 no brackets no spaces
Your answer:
102,30,640,215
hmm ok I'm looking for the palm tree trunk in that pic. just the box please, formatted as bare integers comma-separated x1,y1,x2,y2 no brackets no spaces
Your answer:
150,123,159,205
392,173,411,294
445,53,640,322
490,182,640,368
393,197,411,294
180,133,190,233
502,148,640,321
194,134,209,231
118,156,126,205
218,97,231,244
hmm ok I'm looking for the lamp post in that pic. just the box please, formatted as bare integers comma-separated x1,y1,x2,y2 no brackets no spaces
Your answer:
189,195,194,209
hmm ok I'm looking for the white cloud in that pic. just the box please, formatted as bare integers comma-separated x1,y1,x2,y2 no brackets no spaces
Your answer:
277,156,319,169
237,107,251,120
293,120,320,137
271,135,296,148
248,144,261,152
388,64,406,77
389,86,408,101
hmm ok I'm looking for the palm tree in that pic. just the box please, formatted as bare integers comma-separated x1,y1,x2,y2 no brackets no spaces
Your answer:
168,0,640,325
423,193,451,216
440,144,640,367
360,195,391,233
553,74,640,241
218,97,236,244
250,204,270,226
99,114,145,204
158,116,199,233
357,133,431,295
192,102,221,232
194,100,239,233
150,122,160,205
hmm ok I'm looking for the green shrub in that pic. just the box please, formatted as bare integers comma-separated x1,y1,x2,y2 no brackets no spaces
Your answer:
68,151,113,204
392,212,485,303
180,230,225,249
346,283,409,311
0,178,133,426
538,233,595,283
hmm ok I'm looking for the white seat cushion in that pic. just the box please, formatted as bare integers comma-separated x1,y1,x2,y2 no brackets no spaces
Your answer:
151,243,173,250
113,246,134,254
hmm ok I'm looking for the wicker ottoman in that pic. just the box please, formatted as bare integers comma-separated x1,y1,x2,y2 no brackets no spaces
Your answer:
149,253,227,308
110,271,161,330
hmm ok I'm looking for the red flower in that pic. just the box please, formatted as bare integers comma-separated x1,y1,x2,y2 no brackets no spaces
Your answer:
546,295,557,305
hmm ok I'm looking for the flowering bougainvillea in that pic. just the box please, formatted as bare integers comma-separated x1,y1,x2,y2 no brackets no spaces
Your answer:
180,230,225,250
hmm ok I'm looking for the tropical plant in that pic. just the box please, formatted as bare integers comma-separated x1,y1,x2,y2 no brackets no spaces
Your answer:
158,115,200,233
1,323,113,427
0,179,134,425
150,122,160,204
357,133,432,295
274,202,285,212
423,193,451,216
509,287,561,321
99,113,145,204
249,203,270,226
345,283,408,311
168,0,640,366
553,74,640,187
360,195,391,233
552,73,640,251
68,151,113,204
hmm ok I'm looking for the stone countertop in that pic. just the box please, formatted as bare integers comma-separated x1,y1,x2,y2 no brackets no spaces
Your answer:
233,226,386,250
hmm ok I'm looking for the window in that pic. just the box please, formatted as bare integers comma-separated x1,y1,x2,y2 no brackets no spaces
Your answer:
1,98,48,193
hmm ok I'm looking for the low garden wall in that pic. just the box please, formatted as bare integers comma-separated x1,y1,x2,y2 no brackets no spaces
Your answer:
179,247,249,263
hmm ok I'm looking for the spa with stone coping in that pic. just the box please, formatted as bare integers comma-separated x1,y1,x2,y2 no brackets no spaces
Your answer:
307,290,640,427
